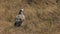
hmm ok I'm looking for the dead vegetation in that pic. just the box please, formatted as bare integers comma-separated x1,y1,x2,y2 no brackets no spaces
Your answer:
0,0,60,34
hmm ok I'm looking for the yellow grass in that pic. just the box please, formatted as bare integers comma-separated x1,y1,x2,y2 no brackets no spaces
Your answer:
0,0,60,34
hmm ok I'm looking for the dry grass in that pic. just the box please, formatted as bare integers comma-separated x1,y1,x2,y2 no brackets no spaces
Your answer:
0,0,60,34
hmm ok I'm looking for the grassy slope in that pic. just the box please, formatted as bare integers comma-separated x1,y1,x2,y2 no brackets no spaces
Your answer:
0,0,60,34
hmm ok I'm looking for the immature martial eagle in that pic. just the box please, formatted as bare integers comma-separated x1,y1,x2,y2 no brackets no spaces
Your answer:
14,9,25,27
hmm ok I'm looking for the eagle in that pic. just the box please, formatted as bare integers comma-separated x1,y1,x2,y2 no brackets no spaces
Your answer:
14,9,25,27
